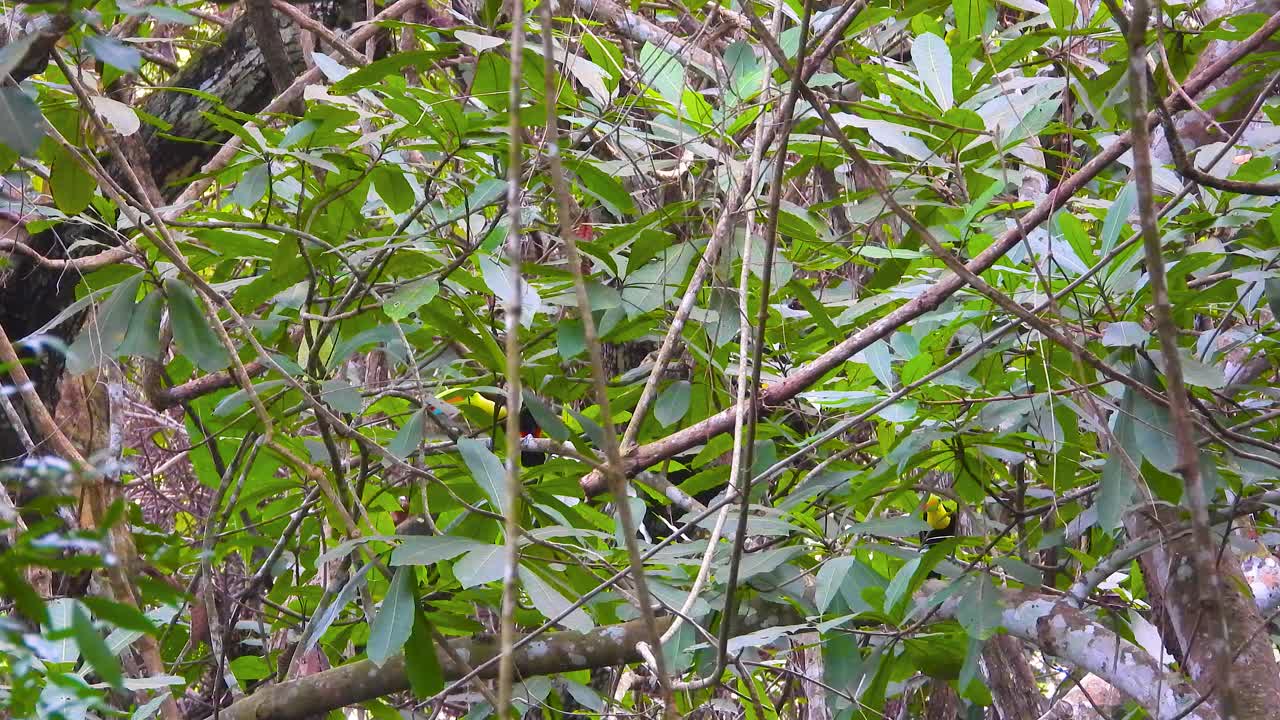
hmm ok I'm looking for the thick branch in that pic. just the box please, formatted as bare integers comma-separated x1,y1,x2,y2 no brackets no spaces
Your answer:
208,612,722,720
572,0,721,78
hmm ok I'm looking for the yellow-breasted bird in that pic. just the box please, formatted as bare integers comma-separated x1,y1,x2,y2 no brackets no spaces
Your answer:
439,391,545,466
921,494,957,547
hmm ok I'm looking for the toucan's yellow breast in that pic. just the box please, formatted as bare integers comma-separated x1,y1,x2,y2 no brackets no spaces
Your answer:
926,509,950,530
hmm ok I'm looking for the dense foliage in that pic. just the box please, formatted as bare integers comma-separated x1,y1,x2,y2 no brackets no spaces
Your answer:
2,0,1280,718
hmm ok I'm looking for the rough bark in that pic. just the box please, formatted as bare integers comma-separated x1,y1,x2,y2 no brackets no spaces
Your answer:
1128,506,1280,720
982,635,1046,720
135,12,306,196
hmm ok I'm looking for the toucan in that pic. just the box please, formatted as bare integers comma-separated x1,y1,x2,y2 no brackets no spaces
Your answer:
921,494,957,547
440,391,545,467
920,494,958,579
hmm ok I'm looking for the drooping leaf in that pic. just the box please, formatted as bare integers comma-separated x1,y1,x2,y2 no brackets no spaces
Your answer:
457,437,508,515
953,0,988,40
368,566,416,667
165,278,231,372
404,606,444,697
50,144,94,214
117,288,164,360
67,274,144,375
1100,182,1136,256
1049,0,1078,28
72,604,124,689
911,33,954,111
954,575,1003,640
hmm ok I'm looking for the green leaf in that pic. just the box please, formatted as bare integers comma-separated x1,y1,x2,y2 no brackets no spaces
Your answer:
165,279,231,372
1261,278,1280,331
389,409,425,459
911,33,954,111
404,607,443,697
145,5,197,23
457,438,508,514
1057,212,1096,267
1099,405,1138,531
883,557,922,617
229,164,269,208
454,544,505,588
862,340,895,388
391,536,483,566
953,0,987,39
85,35,142,72
320,379,362,413
368,566,416,667
332,50,448,92
581,30,625,84
557,319,585,359
1049,0,1078,28
814,550,855,607
0,563,47,626
68,274,143,375
654,381,691,427
384,278,439,321
518,565,593,632
229,656,271,681
214,380,287,417
72,604,124,689
1100,322,1149,347
849,516,931,538
372,165,416,214
281,118,319,148
681,88,714,130
570,161,636,217
117,288,164,360
724,40,762,103
479,256,541,328
0,86,45,156
50,145,94,214
1100,182,1136,256
303,564,372,654
622,244,697,317
638,42,685,107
